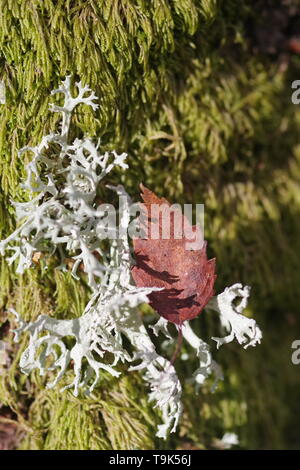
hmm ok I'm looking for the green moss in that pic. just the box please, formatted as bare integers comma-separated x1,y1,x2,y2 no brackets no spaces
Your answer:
18,374,157,450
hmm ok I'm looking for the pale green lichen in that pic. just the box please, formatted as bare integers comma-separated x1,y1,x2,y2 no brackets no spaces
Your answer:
1,77,261,442
1,78,183,439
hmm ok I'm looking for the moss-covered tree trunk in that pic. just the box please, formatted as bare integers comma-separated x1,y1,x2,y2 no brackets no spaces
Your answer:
0,0,300,450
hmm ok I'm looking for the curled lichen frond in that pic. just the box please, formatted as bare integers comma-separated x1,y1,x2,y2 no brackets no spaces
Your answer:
182,322,224,392
209,283,263,349
143,359,183,440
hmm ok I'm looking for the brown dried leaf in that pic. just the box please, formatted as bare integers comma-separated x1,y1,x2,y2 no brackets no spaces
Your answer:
131,185,216,325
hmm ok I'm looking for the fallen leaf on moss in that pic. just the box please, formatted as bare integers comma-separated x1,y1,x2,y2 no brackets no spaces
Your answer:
131,185,216,325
